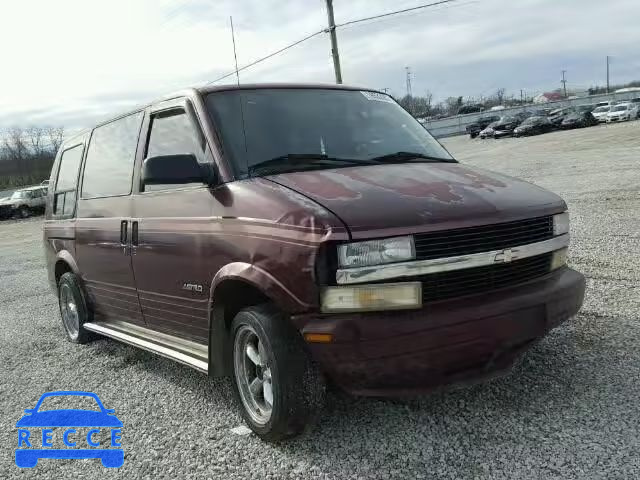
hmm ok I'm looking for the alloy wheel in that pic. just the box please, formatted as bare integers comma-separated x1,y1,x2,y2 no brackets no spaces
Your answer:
233,325,274,425
59,284,79,339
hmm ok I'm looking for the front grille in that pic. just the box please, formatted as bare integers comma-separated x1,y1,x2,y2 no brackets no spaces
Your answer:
414,215,553,261
421,253,552,303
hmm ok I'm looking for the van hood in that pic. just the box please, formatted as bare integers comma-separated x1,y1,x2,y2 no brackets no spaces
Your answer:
267,163,566,239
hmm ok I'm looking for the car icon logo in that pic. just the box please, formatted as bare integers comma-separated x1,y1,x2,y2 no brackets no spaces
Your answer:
15,391,123,468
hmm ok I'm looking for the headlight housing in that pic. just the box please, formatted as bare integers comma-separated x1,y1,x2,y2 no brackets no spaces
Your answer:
321,282,422,313
553,212,570,236
338,235,415,268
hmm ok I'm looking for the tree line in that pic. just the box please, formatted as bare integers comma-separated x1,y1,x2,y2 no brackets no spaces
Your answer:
396,87,513,119
397,79,640,119
0,127,64,190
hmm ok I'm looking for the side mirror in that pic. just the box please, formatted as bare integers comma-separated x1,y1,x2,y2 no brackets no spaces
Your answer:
142,154,216,186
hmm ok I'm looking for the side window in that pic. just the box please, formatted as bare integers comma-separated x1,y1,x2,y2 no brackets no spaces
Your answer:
143,109,206,192
81,111,143,198
53,145,83,216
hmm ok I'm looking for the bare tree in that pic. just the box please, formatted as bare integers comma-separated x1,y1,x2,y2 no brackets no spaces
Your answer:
424,90,433,109
46,126,65,154
495,88,506,105
0,125,64,189
3,127,28,180
444,97,460,115
27,126,45,157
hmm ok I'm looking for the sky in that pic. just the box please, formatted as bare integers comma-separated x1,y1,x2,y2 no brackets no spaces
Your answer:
0,0,637,131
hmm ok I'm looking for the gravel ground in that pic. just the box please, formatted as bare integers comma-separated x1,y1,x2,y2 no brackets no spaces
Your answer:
1,121,639,479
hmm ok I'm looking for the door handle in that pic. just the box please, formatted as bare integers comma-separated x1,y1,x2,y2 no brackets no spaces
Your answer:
131,221,139,248
120,220,128,244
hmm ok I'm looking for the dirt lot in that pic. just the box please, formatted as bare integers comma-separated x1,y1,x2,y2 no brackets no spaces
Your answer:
1,121,639,479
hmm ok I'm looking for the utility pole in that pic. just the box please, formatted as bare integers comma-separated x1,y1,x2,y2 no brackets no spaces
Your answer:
381,87,390,93
324,0,342,84
405,66,412,97
606,56,610,94
520,89,523,104
561,70,568,98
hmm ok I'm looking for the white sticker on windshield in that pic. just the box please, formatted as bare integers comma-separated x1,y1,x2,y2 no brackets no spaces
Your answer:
361,91,395,103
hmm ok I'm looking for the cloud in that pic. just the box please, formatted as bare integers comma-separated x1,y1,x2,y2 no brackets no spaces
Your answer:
0,0,638,129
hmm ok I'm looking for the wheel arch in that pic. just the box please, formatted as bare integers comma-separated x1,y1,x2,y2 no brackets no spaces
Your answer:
207,262,313,377
52,250,81,292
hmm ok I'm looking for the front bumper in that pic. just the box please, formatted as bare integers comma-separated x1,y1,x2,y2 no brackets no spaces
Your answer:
493,130,513,138
294,267,585,396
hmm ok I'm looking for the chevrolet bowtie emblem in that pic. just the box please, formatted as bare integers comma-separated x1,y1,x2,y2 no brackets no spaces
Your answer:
494,248,516,263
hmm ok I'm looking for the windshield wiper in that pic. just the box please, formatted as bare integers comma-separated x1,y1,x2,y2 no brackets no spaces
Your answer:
248,154,373,175
368,151,455,164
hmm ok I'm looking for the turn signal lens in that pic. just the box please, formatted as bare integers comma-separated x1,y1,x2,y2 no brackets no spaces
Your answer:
551,247,568,270
304,333,333,343
553,212,570,236
321,282,422,313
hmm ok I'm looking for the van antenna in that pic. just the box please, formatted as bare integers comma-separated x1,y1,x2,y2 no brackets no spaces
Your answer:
229,15,250,170
230,16,241,86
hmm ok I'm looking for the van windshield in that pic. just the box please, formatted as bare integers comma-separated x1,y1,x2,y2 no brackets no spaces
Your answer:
206,88,454,177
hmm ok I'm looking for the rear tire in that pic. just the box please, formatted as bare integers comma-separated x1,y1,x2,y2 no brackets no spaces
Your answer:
58,272,94,344
230,304,325,441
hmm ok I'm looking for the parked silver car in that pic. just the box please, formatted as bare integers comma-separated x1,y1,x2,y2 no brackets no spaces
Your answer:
0,186,48,219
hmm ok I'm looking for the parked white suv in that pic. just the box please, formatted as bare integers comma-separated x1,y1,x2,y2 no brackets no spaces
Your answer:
606,103,639,123
0,186,48,219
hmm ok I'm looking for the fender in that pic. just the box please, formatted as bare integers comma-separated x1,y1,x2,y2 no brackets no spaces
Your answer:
209,262,314,316
48,250,82,292
55,250,81,276
206,262,315,377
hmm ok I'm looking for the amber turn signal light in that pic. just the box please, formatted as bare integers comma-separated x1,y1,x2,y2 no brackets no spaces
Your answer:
304,333,333,343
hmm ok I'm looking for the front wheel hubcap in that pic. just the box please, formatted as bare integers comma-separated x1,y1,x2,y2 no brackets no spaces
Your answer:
59,284,79,339
234,325,273,425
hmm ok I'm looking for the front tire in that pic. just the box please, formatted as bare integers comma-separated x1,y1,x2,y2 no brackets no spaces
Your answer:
17,206,30,218
58,272,93,344
230,304,325,441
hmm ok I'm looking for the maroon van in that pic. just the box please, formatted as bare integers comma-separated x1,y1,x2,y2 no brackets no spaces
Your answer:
44,84,585,440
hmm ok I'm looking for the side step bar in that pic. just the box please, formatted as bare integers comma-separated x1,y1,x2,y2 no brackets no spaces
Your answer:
83,321,208,373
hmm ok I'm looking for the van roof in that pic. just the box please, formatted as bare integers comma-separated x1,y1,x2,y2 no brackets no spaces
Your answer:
197,82,375,95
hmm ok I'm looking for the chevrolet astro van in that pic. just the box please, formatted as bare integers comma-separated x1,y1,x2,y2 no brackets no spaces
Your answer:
44,84,585,440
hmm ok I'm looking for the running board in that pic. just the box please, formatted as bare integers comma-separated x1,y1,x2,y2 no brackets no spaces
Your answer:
83,321,208,373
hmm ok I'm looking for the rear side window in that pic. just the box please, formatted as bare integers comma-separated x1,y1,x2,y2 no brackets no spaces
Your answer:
53,145,84,216
81,111,143,198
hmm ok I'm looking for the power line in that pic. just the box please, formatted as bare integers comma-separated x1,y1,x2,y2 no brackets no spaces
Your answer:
206,29,325,84
334,0,457,28
206,0,459,85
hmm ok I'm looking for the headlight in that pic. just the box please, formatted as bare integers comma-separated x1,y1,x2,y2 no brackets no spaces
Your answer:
553,212,570,236
551,247,568,270
338,235,415,268
321,282,422,313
